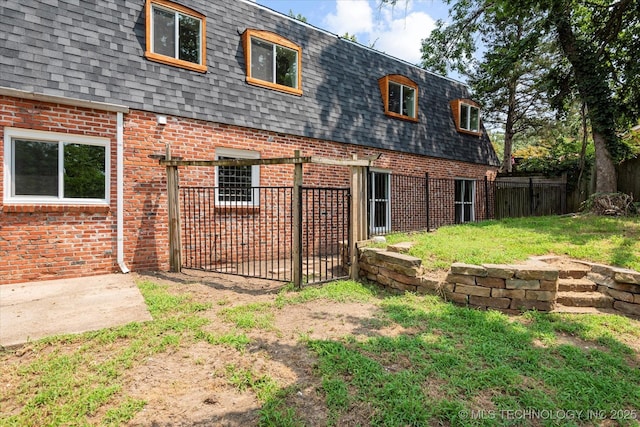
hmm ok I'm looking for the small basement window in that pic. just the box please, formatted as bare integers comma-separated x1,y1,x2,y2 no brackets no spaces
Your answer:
215,148,261,206
145,0,207,72
450,99,482,135
4,128,110,204
242,29,302,96
378,75,418,122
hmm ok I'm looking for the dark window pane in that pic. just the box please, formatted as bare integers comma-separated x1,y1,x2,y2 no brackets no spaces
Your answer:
153,7,175,58
63,144,106,199
13,139,58,196
470,106,479,131
374,201,387,228
275,45,297,88
461,105,469,130
464,204,472,222
455,180,463,201
218,156,253,203
388,82,401,114
251,38,273,83
464,180,473,202
178,14,200,63
402,86,416,117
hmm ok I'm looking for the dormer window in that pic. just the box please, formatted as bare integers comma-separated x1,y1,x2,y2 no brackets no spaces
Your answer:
145,0,207,73
460,103,480,132
242,29,302,96
378,75,418,122
450,99,482,135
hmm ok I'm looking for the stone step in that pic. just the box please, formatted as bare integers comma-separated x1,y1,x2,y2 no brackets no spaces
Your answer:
556,291,614,308
557,264,591,279
551,304,618,315
558,278,598,292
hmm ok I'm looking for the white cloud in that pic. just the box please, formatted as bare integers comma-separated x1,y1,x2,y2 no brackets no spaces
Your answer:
324,0,373,35
371,10,435,64
323,0,435,65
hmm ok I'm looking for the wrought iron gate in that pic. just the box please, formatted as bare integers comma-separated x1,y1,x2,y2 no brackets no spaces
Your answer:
180,186,350,284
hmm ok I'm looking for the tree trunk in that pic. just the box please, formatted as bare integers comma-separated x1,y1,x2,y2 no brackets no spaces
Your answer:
552,1,618,193
592,130,617,193
502,80,517,173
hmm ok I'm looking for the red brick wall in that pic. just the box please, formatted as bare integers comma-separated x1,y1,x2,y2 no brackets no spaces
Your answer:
1,100,496,284
0,96,118,284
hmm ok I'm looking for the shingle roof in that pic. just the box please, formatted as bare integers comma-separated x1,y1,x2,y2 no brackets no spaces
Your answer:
0,0,499,166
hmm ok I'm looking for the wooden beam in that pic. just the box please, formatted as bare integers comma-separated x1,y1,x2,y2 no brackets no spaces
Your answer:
159,157,311,167
166,144,182,272
159,154,380,168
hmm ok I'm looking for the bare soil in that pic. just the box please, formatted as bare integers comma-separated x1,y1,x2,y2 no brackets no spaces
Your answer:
124,270,408,426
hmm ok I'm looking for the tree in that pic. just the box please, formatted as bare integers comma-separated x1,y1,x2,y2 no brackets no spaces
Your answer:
385,0,640,192
288,10,307,23
420,6,555,172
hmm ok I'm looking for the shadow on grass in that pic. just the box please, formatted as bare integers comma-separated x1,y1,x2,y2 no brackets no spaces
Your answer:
298,295,640,426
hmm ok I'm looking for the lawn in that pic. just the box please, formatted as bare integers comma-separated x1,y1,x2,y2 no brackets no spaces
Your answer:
1,215,639,426
382,215,640,271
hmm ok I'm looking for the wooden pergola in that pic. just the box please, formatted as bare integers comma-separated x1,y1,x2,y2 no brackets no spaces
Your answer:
160,146,378,287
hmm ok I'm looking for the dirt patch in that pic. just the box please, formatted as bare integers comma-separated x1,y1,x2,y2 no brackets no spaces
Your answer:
122,271,406,426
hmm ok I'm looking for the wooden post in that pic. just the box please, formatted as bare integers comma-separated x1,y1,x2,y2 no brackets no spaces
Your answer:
166,144,182,272
292,150,303,288
350,158,368,280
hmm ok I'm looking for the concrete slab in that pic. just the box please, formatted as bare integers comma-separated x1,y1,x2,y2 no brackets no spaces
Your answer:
0,274,152,348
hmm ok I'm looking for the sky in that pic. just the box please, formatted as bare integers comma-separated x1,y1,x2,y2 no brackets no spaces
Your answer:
253,0,451,66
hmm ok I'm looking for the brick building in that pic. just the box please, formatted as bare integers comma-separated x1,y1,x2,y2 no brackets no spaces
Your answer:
0,0,499,284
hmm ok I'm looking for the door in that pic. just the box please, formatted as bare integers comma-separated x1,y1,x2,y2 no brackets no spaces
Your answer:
369,171,391,234
455,179,475,223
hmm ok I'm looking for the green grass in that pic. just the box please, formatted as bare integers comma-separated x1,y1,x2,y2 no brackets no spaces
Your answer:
304,292,640,426
381,215,640,271
0,281,241,426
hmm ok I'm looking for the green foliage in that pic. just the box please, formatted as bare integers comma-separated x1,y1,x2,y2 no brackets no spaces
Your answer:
416,0,640,188
287,10,307,23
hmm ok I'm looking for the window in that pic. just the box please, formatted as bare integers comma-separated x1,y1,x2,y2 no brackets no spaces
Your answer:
242,29,302,95
450,99,481,134
368,170,391,234
4,128,110,204
215,148,260,206
460,103,480,132
145,0,207,72
455,179,474,223
378,75,418,122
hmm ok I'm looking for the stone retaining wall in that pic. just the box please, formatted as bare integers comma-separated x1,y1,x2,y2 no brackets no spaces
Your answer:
443,262,558,314
584,263,640,317
358,242,640,317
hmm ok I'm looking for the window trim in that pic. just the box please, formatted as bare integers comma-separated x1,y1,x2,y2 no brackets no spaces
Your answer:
3,127,111,205
214,147,261,207
450,99,482,135
242,29,303,96
145,0,207,73
368,169,392,235
454,178,475,223
378,75,419,122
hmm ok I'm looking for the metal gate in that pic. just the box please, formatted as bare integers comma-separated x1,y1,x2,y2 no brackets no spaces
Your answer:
180,186,350,284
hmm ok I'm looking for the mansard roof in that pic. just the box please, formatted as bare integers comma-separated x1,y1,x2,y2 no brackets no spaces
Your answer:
0,0,499,166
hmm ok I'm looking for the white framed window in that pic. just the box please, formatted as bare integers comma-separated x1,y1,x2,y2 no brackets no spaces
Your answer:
145,0,207,72
215,148,260,206
460,103,480,132
3,128,110,204
242,29,302,95
378,75,419,122
369,170,391,234
455,179,475,223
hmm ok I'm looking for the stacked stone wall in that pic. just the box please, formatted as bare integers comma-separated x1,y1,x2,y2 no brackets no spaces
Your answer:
358,242,640,318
